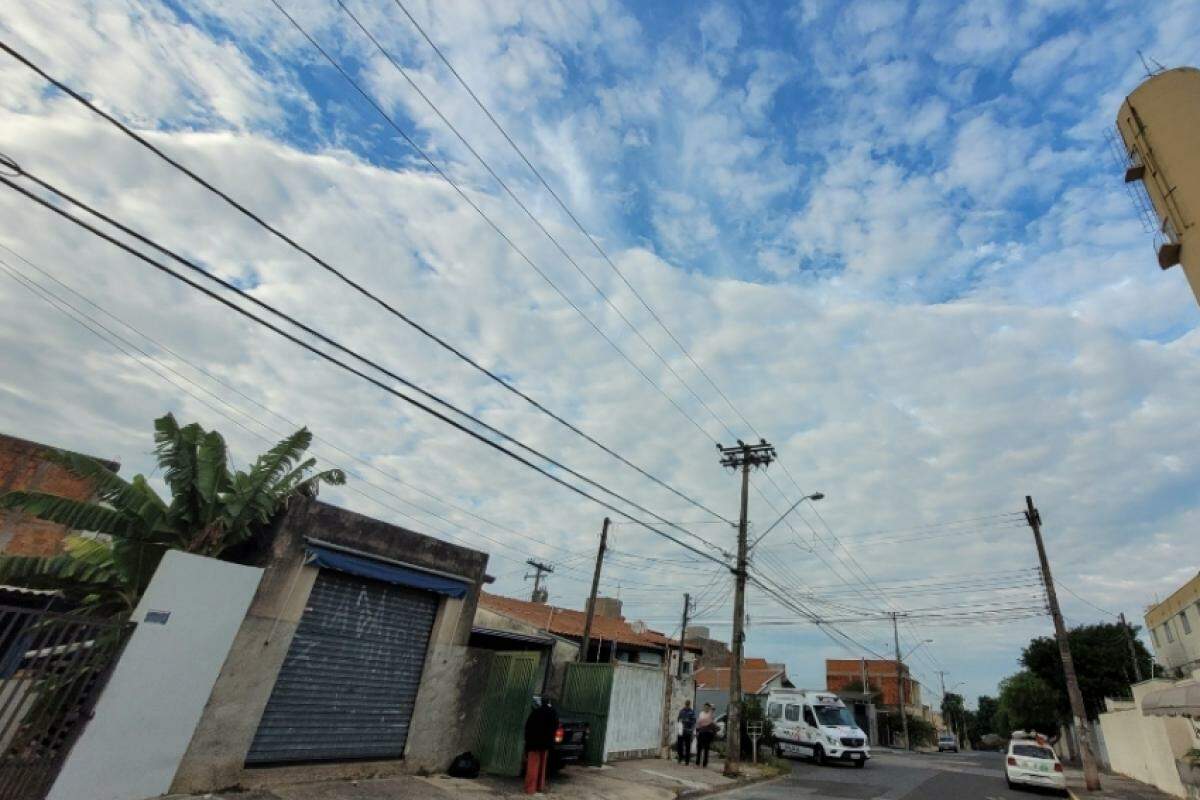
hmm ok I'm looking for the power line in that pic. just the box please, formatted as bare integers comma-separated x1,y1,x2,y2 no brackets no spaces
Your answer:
0,170,732,568
1055,579,1118,618
0,38,733,529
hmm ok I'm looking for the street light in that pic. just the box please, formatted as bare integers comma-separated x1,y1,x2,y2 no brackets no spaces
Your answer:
902,639,933,661
748,492,825,549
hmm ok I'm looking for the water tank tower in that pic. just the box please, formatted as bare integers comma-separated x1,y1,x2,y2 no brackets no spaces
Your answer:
1116,66,1200,306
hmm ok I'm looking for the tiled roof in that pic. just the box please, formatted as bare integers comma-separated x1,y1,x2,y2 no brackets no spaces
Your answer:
694,663,786,694
478,592,698,651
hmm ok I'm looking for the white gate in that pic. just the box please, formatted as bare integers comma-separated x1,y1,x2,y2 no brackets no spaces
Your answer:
604,663,664,760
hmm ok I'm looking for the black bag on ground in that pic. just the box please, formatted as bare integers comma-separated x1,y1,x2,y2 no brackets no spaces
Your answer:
448,751,481,778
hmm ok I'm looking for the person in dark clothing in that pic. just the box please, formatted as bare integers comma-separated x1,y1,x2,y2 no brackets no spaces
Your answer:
524,698,560,794
676,700,697,765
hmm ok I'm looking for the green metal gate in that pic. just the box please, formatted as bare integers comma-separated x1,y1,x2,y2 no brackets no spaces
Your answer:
475,652,540,776
560,662,613,765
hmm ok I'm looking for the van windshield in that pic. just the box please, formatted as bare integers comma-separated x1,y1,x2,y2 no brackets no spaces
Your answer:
813,705,856,727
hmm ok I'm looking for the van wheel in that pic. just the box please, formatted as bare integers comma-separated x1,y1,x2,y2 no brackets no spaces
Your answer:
812,746,825,766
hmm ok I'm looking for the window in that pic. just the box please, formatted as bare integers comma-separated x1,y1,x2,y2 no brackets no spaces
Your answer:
815,704,857,727
1152,628,1160,647
1165,624,1175,644
768,703,782,720
1012,744,1055,760
784,704,800,722
1181,610,1192,635
803,706,817,727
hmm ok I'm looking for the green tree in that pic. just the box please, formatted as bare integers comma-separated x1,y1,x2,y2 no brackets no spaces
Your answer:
969,695,999,742
994,671,1060,736
1021,622,1154,720
941,691,965,739
0,413,344,616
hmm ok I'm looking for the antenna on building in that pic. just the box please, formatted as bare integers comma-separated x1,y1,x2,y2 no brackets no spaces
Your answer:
1137,51,1166,78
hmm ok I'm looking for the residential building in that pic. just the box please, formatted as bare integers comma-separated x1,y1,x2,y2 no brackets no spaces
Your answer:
684,624,733,669
826,658,922,711
1145,571,1200,676
475,593,696,695
1115,66,1200,306
695,657,793,716
170,497,491,793
0,432,120,556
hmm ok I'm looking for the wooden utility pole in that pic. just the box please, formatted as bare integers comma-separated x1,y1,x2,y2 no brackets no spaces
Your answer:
526,559,554,603
678,593,691,679
719,440,775,777
578,518,609,662
892,612,910,750
1118,612,1143,683
1025,495,1101,791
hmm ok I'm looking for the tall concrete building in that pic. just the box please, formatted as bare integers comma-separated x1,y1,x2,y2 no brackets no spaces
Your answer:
1116,66,1200,306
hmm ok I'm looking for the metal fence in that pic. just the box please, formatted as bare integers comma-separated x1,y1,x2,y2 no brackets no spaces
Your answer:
0,605,133,800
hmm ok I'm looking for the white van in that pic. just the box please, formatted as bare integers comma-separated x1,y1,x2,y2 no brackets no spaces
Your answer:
767,689,870,767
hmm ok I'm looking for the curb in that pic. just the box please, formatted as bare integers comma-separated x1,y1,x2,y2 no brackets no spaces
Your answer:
678,769,787,799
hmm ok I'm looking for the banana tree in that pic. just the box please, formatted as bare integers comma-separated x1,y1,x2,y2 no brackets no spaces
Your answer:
0,413,345,616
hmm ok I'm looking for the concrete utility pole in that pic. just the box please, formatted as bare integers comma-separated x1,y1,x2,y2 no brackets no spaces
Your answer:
578,518,609,662
1118,612,1143,683
1025,496,1101,791
718,439,775,777
892,612,910,750
678,593,691,679
526,559,554,603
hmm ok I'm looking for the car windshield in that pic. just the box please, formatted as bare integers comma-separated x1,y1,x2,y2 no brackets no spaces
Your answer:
940,735,955,741
814,705,856,727
1012,744,1055,759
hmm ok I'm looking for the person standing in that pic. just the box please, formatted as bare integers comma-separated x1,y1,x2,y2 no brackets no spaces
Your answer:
524,698,559,794
695,702,716,768
676,699,697,765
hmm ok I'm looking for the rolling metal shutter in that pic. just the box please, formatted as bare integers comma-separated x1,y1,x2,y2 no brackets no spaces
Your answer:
246,569,439,764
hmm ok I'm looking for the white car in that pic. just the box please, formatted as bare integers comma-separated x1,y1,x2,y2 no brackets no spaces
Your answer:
1005,739,1068,795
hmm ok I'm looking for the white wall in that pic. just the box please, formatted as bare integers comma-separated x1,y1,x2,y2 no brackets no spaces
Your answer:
1098,680,1199,799
49,551,262,800
605,662,664,758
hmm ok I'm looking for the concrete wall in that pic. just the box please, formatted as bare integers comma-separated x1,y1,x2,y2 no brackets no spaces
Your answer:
171,498,489,793
1098,680,1199,798
49,551,262,800
605,662,665,760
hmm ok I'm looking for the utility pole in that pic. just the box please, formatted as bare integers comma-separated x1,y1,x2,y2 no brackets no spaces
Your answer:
578,518,609,662
892,612,910,750
526,559,554,603
936,670,948,735
1118,612,1143,683
678,593,691,679
718,439,775,777
1025,495,1101,791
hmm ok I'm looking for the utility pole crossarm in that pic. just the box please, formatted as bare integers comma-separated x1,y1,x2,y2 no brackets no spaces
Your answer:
526,559,554,603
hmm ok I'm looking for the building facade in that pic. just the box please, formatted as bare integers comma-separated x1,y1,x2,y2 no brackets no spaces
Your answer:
1145,572,1200,676
694,657,792,716
826,658,922,711
1116,66,1200,306
0,433,120,556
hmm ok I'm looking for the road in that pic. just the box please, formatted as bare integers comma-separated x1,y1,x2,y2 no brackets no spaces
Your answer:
723,750,1070,800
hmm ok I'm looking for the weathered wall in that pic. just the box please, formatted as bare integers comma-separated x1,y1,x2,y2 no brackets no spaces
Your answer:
50,552,262,800
1098,680,1195,798
605,662,664,760
0,433,119,556
171,498,489,793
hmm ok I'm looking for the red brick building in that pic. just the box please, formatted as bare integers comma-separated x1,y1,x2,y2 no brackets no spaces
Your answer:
0,433,120,557
826,658,921,709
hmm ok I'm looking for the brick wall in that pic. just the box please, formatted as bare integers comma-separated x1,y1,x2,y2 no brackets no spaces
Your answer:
0,433,119,557
826,658,920,708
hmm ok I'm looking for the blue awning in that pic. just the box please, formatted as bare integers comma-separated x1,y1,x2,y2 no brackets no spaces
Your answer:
306,543,470,599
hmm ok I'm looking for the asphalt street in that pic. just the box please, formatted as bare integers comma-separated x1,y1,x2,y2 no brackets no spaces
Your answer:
723,750,1072,800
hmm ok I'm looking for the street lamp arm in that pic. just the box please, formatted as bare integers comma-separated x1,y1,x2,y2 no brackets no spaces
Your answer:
748,492,824,550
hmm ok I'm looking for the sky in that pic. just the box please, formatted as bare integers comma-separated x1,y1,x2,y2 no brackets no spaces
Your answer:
1,0,1198,709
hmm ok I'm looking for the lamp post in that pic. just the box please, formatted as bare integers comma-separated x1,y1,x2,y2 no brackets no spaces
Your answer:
748,492,824,550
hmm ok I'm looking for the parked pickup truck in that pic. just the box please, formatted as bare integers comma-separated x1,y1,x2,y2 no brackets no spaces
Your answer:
532,696,589,772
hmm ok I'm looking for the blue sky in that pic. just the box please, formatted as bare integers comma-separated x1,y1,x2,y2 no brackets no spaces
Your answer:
1,0,1199,707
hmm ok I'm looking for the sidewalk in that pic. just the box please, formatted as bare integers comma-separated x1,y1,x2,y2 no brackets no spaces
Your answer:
1065,768,1178,800
159,757,780,800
